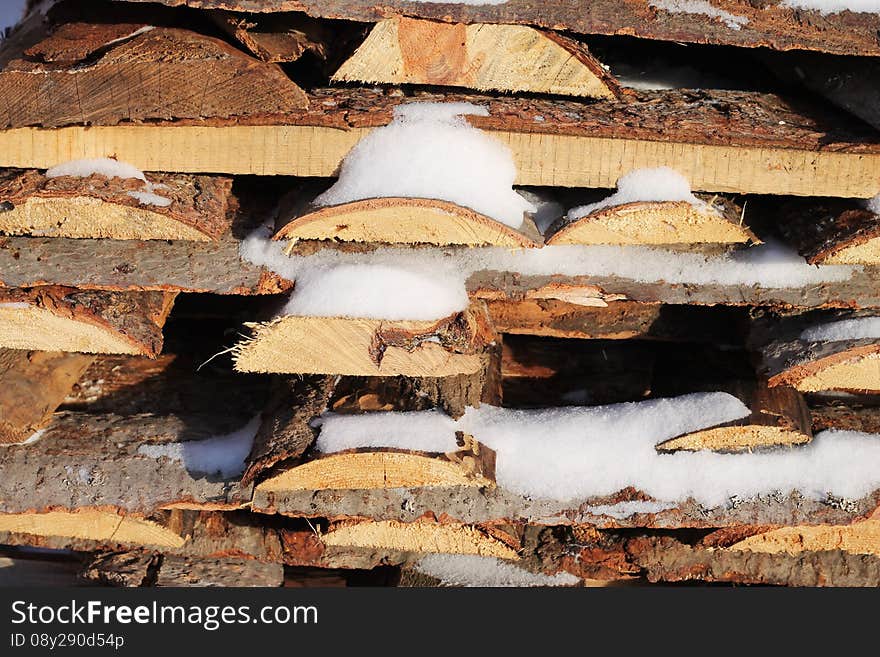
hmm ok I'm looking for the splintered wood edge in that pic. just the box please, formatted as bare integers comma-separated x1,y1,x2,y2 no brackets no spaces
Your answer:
820,236,880,265
728,519,880,556
546,200,758,246
275,197,540,248
255,450,494,492
233,315,486,377
769,345,880,393
656,425,811,453
321,520,518,559
0,510,185,548
332,18,618,99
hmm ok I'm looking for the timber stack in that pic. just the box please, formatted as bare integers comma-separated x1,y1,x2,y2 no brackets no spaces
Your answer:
0,0,879,588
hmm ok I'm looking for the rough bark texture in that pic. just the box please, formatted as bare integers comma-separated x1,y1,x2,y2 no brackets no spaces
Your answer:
776,199,880,265
113,0,880,57
0,349,94,444
211,10,331,62
155,556,284,586
0,24,308,128
810,401,880,434
0,170,234,241
79,550,158,587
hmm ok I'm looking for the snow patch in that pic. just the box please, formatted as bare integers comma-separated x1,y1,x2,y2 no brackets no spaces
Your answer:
650,0,749,29
137,417,260,478
567,167,713,220
780,0,880,13
46,158,147,182
0,302,31,310
868,194,880,215
127,190,172,207
314,102,535,228
312,397,880,507
800,317,880,343
586,500,676,519
414,554,580,587
314,409,458,454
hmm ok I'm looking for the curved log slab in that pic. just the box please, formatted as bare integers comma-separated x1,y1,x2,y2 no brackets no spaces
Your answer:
333,17,619,99
728,519,880,557
0,287,174,356
777,199,880,265
546,199,756,247
275,197,541,248
0,170,233,241
0,349,93,444
763,339,880,393
0,87,878,198
0,24,307,129
234,308,494,377
0,511,185,548
321,520,518,559
115,0,880,57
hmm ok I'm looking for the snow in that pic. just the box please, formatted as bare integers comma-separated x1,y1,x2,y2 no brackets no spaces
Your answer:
567,167,713,220
649,0,749,29
585,500,676,519
314,409,458,454
314,102,536,228
279,264,469,321
0,302,31,309
800,317,880,343
780,0,880,13
414,554,580,587
127,190,172,207
312,396,880,507
46,158,147,182
137,416,259,478
868,194,880,215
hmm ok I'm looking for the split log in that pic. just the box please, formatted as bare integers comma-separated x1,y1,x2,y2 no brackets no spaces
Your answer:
320,520,518,559
233,306,496,377
0,170,234,241
155,556,284,587
275,197,542,248
0,87,877,198
0,287,175,356
333,17,619,99
0,349,93,444
727,519,880,557
79,551,158,587
545,198,756,246
0,24,308,128
211,10,329,63
776,198,880,265
114,0,880,57
0,511,186,548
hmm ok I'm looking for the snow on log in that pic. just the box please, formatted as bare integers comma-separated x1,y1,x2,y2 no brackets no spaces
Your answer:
0,168,233,241
333,17,620,99
0,287,175,356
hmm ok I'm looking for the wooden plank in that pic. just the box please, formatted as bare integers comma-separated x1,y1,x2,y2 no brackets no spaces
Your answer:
0,287,175,356
0,87,877,197
0,170,234,241
0,24,308,128
113,0,880,57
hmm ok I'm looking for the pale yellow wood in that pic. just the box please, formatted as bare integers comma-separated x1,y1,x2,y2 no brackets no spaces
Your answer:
821,239,880,265
322,520,518,559
728,520,880,556
547,200,757,246
0,305,140,355
233,316,483,377
0,510,185,548
0,196,209,241
277,197,537,248
796,352,880,392
333,18,616,99
256,451,493,492
656,425,811,453
0,124,875,197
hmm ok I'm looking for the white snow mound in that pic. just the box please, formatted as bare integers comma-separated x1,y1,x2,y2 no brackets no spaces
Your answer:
800,317,880,343
46,158,147,182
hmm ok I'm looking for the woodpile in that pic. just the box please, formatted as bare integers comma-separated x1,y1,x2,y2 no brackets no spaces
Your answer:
1,0,879,588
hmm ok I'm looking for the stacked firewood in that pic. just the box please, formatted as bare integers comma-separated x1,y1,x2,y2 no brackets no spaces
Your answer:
0,0,879,587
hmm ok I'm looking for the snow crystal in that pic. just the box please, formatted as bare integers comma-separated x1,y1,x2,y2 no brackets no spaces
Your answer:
649,0,749,29
585,500,676,519
780,0,880,13
278,264,469,321
46,158,147,182
314,409,458,454
0,302,31,309
868,194,880,215
567,167,712,220
137,416,259,478
127,190,172,207
414,554,580,587
312,396,880,507
314,102,536,228
800,317,880,343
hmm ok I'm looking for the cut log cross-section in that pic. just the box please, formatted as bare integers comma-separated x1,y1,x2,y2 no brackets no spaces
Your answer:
546,198,757,247
0,170,234,241
728,519,880,557
0,23,308,129
276,197,542,248
0,511,186,549
234,305,496,377
333,16,619,99
0,287,175,356
777,199,880,265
